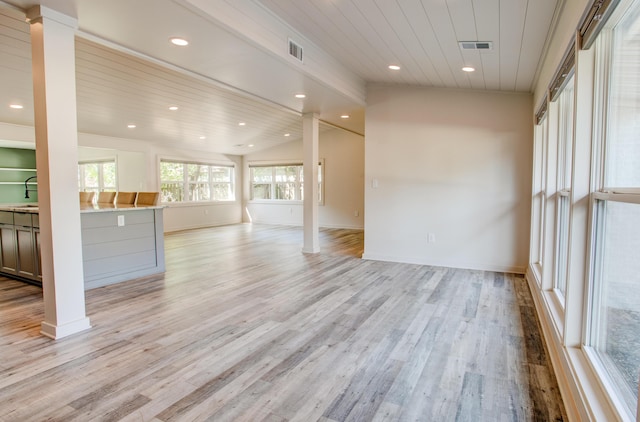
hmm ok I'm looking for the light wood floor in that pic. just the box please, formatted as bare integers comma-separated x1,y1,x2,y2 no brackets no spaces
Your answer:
0,224,566,421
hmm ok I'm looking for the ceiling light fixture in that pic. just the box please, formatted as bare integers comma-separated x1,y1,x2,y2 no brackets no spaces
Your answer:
462,66,476,72
340,115,350,119
388,65,401,70
199,136,206,140
284,133,291,137
170,37,189,46
248,144,255,148
238,122,246,126
169,106,178,111
9,104,23,109
295,94,306,99
127,124,136,129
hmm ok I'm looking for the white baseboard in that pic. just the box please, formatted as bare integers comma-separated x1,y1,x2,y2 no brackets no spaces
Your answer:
361,252,526,274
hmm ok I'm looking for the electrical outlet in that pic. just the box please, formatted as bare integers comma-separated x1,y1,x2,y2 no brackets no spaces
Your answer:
428,233,436,243
354,210,359,217
117,215,125,227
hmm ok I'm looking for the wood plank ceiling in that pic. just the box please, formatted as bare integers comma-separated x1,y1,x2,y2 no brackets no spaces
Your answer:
0,0,560,154
256,0,559,92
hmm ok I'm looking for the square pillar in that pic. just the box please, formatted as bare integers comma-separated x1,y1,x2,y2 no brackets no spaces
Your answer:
28,6,90,339
302,113,320,253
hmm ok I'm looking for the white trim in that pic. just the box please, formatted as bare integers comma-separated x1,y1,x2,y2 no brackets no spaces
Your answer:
526,266,624,421
362,252,526,274
40,317,91,340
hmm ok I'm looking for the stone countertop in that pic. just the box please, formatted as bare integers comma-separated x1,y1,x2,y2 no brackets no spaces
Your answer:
0,204,163,214
79,204,164,213
0,204,40,213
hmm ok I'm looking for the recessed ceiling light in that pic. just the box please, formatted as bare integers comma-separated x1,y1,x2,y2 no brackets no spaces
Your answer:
238,122,246,126
127,124,136,129
248,144,255,148
295,94,306,99
340,114,350,119
9,104,23,109
388,65,401,70
462,66,476,72
234,144,244,147
169,106,178,111
199,136,206,140
170,37,189,46
284,133,291,137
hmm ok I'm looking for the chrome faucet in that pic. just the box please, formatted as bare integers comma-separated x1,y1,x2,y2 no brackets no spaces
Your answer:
24,176,38,199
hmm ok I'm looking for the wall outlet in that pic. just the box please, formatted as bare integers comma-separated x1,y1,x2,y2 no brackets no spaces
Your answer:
354,210,359,217
427,233,436,243
117,215,125,227
204,209,209,215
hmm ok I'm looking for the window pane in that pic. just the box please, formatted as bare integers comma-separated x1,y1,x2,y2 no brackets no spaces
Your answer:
188,164,209,182
102,162,116,189
252,167,273,183
189,182,210,201
211,167,231,182
252,183,271,199
161,182,183,202
555,195,570,297
83,163,99,189
275,183,297,200
161,162,184,182
275,166,298,182
606,4,640,188
212,183,232,200
591,200,640,413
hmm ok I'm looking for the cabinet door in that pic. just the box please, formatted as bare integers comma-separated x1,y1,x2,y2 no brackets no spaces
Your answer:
0,224,17,274
34,228,42,281
16,226,35,279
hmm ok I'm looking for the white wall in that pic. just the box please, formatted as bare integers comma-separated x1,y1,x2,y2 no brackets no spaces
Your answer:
364,85,533,273
243,126,365,229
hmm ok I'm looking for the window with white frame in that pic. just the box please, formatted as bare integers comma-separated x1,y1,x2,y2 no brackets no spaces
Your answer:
554,73,575,301
587,3,640,416
249,161,324,204
160,160,235,203
78,160,116,193
531,116,548,274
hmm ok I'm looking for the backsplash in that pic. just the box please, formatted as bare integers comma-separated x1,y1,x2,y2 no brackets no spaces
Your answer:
0,147,38,204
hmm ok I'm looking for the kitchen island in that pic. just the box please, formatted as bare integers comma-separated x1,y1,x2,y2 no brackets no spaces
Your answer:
80,203,165,289
0,203,165,289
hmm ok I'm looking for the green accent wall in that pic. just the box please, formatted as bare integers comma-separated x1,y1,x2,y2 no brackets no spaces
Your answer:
0,147,38,204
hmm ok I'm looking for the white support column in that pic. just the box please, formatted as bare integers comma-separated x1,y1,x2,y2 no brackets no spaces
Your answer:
302,113,320,253
27,6,90,339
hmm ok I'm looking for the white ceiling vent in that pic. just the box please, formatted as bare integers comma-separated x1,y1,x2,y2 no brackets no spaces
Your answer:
459,41,493,51
288,39,303,62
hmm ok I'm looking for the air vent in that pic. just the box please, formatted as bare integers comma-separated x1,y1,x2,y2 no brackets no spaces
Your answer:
459,41,493,51
288,38,303,62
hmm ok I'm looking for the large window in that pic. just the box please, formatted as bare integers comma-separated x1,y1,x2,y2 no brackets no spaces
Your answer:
249,161,324,203
78,160,116,193
587,2,640,416
554,74,575,301
160,160,235,203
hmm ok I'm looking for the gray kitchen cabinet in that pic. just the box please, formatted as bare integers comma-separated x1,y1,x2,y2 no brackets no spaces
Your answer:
16,224,36,279
0,222,17,275
0,211,41,284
